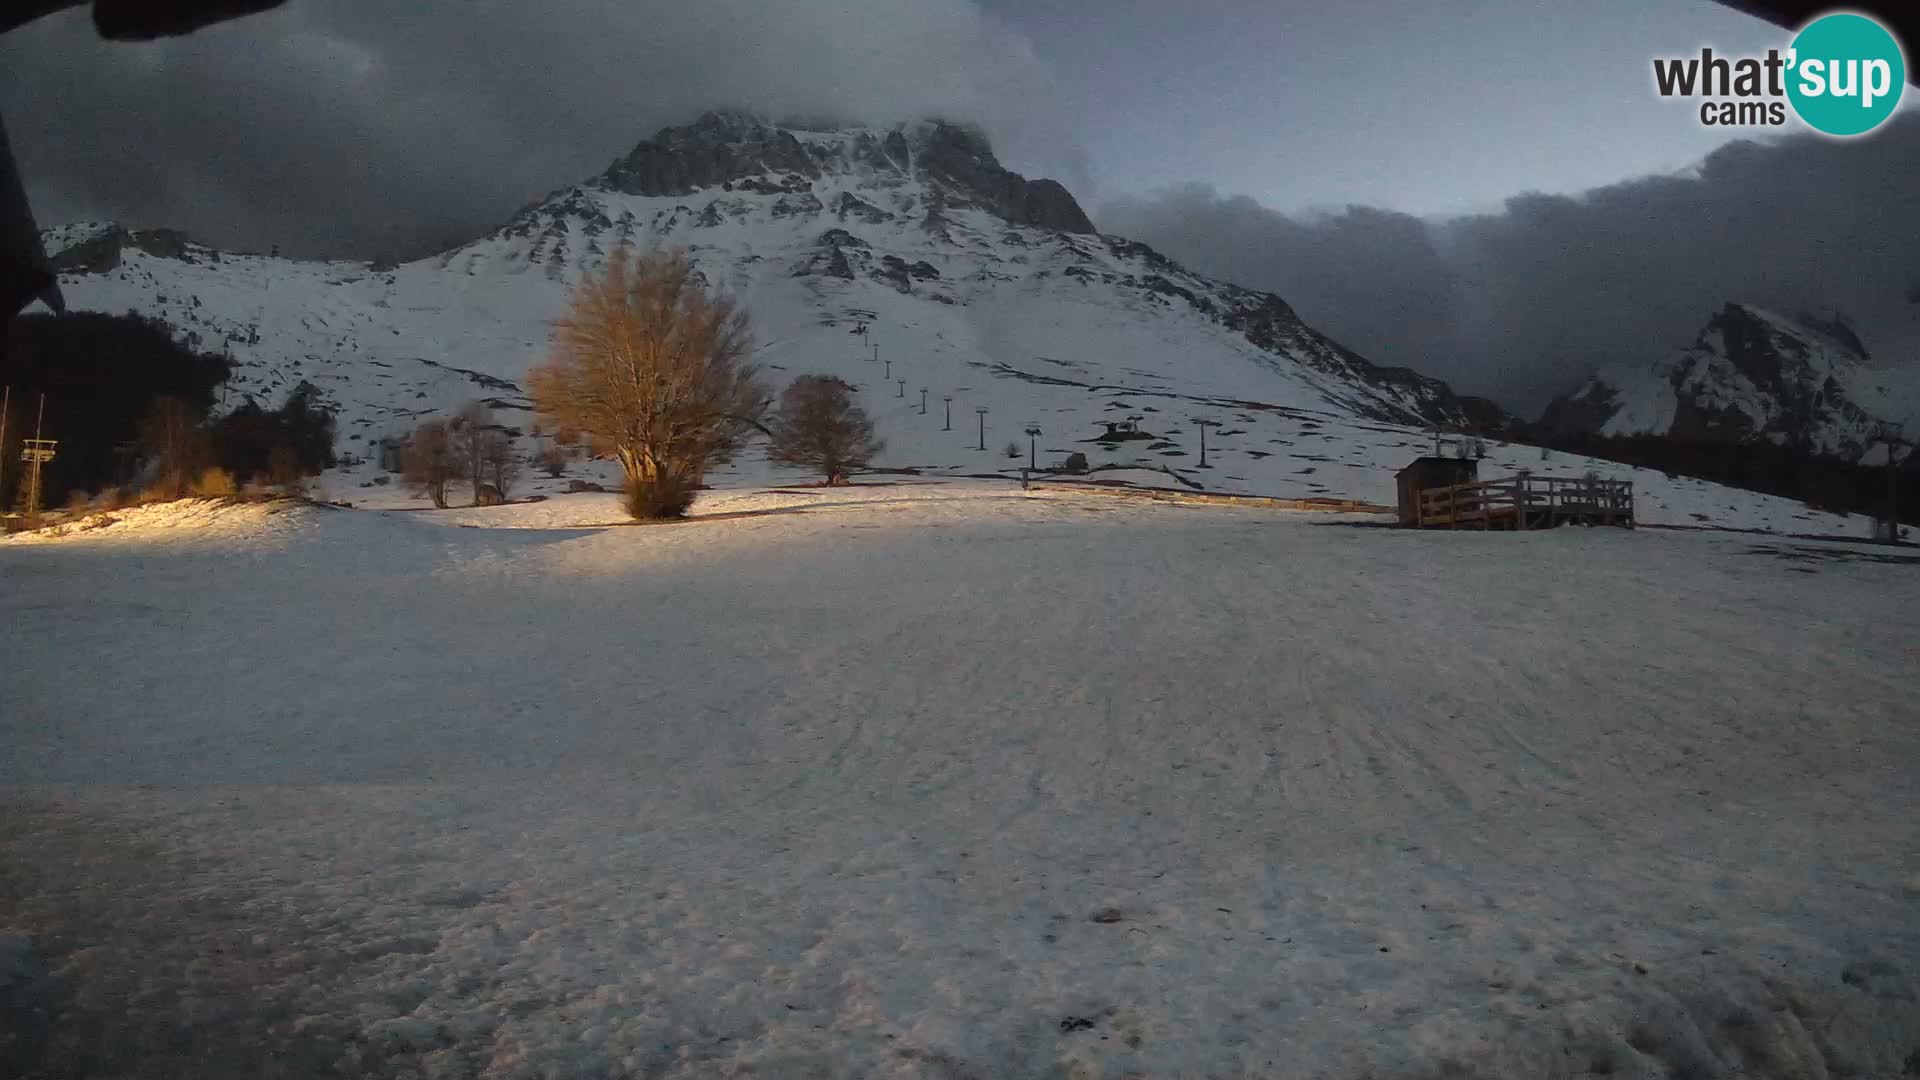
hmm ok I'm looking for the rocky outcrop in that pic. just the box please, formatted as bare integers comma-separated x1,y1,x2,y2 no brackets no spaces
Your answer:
1538,383,1620,435
834,192,894,224
599,112,1095,236
46,226,209,273
1456,395,1522,437
47,227,127,273
602,111,820,197
910,121,1095,234
1215,288,1490,428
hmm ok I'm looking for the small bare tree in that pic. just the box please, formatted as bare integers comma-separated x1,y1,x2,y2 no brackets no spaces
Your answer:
402,418,456,508
140,396,209,498
448,401,495,504
485,428,522,499
528,247,769,518
538,440,572,478
767,375,882,485
267,446,305,494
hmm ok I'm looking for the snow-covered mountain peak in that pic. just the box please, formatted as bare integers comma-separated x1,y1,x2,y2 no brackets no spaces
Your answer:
1542,301,1917,459
1691,302,1868,389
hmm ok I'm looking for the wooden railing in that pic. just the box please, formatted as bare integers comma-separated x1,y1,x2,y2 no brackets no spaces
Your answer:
1417,474,1633,530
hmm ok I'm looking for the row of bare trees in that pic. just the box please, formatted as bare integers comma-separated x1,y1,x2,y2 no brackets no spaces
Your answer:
136,382,334,501
398,248,883,517
407,249,870,518
401,401,524,509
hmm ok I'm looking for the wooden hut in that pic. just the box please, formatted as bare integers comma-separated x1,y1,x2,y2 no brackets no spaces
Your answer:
1395,456,1479,525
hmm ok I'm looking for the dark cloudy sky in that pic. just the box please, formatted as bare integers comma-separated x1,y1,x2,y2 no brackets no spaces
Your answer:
2,0,1915,414
1102,118,1920,412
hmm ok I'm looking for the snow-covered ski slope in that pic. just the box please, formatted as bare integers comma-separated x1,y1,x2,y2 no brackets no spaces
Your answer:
4,486,1918,1078
39,114,1866,536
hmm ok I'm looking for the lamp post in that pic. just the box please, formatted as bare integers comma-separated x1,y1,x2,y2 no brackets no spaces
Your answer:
919,388,928,415
897,379,906,398
883,356,891,380
942,396,953,430
976,406,989,451
1025,424,1041,471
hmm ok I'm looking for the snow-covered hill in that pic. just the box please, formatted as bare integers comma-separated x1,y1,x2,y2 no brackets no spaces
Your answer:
36,115,1471,464
1542,302,1920,462
32,113,1874,534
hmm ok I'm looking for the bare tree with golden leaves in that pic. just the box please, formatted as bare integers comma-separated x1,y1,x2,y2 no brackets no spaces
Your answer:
529,248,769,518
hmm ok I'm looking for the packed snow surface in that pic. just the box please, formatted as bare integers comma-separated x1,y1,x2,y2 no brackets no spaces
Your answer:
3,485,1918,1079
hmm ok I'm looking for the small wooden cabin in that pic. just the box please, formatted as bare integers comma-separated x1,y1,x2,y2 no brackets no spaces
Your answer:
1395,456,1479,525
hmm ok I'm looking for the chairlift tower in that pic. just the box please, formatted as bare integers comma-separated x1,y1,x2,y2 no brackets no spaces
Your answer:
18,393,55,517
1191,416,1219,468
1868,421,1912,543
1424,425,1481,461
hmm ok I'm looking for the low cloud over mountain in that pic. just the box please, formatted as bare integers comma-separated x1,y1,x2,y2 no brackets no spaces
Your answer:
1099,114,1920,416
0,0,1083,262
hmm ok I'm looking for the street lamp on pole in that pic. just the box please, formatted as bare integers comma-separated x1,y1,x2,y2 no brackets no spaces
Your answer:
975,406,989,451
942,396,953,430
1024,424,1041,472
919,388,928,415
897,379,906,398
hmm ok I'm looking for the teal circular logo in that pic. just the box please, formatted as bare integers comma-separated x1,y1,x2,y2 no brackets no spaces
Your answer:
1786,13,1906,136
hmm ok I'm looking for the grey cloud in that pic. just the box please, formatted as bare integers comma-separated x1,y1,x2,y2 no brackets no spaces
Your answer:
0,0,1077,261
1099,115,1920,417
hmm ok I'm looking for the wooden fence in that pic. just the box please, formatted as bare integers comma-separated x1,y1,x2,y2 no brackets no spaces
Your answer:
1415,474,1633,530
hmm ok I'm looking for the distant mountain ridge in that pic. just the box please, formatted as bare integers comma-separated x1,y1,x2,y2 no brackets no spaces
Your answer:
1541,302,1920,461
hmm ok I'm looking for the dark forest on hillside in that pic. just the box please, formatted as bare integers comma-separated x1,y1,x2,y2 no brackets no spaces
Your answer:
2,311,334,510
1,311,229,509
